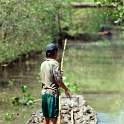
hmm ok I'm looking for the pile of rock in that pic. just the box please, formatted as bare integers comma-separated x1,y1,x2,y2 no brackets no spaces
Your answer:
26,95,98,124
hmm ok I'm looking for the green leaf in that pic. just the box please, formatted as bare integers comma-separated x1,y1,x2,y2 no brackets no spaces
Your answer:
65,82,70,88
72,83,78,91
22,97,28,104
27,100,34,105
5,112,13,120
21,85,27,93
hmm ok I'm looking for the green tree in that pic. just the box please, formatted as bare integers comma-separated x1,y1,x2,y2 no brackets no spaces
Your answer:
0,0,65,62
94,0,124,23
0,0,115,63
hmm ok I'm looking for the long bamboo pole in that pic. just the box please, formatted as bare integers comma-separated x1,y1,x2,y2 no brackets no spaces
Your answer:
61,39,67,71
58,39,67,124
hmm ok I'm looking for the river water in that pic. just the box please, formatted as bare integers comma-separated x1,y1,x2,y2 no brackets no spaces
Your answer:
0,41,124,124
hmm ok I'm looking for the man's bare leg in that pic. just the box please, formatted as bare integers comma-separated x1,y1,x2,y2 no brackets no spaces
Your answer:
43,117,49,124
49,118,57,124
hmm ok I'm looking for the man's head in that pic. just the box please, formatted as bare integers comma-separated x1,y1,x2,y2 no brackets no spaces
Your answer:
46,43,59,58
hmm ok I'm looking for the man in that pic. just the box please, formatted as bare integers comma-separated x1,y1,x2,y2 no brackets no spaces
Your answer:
40,43,71,124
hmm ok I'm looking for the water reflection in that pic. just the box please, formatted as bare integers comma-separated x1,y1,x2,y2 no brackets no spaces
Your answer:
84,93,124,124
0,42,124,124
117,111,124,124
97,110,124,124
97,112,117,124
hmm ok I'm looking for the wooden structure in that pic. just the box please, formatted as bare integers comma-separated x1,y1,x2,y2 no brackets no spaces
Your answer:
72,2,116,8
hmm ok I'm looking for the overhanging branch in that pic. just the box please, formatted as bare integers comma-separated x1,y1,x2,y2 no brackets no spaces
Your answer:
72,2,116,8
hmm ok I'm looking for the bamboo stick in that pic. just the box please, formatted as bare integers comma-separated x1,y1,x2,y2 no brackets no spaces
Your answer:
58,39,67,124
61,39,67,71
71,102,74,124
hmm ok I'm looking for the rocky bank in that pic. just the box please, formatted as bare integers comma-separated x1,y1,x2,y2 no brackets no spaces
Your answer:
26,95,98,124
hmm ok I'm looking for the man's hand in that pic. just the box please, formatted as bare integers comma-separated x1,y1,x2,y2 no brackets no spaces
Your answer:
61,70,64,76
65,90,71,100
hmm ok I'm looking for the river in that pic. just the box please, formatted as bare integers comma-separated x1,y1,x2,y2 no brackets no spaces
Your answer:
0,41,124,124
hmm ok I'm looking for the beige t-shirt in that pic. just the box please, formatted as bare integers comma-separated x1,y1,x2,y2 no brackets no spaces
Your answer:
40,59,62,98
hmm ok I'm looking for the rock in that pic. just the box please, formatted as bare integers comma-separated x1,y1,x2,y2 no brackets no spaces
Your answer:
26,95,98,124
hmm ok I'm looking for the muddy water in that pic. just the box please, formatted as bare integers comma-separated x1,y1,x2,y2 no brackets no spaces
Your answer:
0,42,124,124
84,93,124,124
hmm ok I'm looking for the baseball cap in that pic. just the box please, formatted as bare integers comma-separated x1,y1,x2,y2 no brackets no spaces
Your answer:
46,43,59,52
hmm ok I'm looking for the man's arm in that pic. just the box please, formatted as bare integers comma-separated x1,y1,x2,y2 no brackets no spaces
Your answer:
56,77,71,99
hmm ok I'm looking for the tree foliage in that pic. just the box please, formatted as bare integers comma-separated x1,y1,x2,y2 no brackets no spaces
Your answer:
94,0,124,23
0,0,64,62
0,0,115,63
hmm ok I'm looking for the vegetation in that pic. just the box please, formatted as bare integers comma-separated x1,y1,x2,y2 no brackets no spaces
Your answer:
1,85,40,106
94,0,124,23
0,84,40,122
11,85,40,106
1,0,122,64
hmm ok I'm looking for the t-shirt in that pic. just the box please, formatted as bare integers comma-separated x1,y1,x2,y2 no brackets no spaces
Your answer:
40,59,62,98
